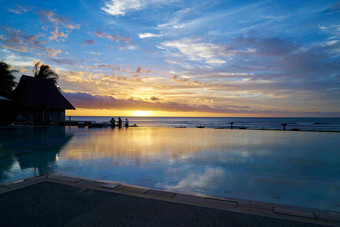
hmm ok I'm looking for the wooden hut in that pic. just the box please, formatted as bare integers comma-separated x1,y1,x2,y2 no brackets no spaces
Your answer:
9,75,75,125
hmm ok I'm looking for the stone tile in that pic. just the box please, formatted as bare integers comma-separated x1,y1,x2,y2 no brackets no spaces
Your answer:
145,190,176,198
237,203,274,215
99,183,121,189
235,200,252,213
2,179,25,188
274,207,315,219
75,180,106,188
251,200,274,207
47,174,82,183
314,212,340,222
118,186,149,194
202,198,237,209
236,200,251,207
2,175,46,189
251,201,274,210
24,175,47,183
252,206,274,213
173,194,204,204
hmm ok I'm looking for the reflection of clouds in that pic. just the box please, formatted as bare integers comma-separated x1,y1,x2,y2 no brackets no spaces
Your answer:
156,167,225,192
59,128,278,166
60,128,210,162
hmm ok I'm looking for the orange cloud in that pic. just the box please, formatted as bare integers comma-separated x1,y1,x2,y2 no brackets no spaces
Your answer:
48,27,68,41
37,10,80,29
44,47,62,57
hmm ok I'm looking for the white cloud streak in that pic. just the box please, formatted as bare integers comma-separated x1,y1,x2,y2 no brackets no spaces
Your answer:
159,38,231,66
101,0,179,16
138,33,162,39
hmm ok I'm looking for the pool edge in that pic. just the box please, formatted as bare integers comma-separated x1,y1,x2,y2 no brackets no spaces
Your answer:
1,173,339,226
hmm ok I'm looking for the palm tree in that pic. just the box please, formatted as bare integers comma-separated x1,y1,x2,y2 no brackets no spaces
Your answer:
0,61,17,97
33,61,59,86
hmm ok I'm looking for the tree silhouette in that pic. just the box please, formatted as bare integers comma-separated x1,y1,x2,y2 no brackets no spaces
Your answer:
33,61,59,86
0,61,17,97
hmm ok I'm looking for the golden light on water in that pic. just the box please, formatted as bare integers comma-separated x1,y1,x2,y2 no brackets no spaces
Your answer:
134,110,151,116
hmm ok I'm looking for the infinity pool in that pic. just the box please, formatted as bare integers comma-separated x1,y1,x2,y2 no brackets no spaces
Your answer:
1,126,339,211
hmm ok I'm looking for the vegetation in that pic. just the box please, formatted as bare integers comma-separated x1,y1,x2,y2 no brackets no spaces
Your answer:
33,61,59,86
0,61,17,97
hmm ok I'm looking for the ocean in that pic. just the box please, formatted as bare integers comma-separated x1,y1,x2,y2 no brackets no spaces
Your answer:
66,116,340,132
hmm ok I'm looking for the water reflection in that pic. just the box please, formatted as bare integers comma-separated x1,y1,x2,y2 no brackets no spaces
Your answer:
0,127,73,183
1,126,340,212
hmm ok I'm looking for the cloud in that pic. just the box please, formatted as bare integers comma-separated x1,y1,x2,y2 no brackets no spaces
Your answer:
119,35,132,44
95,31,135,50
95,31,119,41
135,67,154,73
50,57,78,66
150,96,160,101
37,10,80,29
156,7,192,29
90,52,101,56
101,0,179,16
44,47,62,57
319,24,340,40
101,0,141,16
138,33,162,39
62,92,255,113
7,5,29,14
156,168,225,192
81,39,96,46
0,28,27,52
0,27,45,52
206,59,226,65
159,38,235,66
234,37,300,57
48,27,68,41
95,32,131,43
197,72,255,79
0,49,33,67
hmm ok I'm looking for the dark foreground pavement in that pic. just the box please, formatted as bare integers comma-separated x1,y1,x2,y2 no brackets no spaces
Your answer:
0,181,327,227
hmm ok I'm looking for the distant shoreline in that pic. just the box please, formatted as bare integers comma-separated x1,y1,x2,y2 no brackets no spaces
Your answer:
1,124,340,133
66,116,340,119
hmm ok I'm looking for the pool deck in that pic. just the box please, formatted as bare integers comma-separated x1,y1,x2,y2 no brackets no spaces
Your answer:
1,174,339,226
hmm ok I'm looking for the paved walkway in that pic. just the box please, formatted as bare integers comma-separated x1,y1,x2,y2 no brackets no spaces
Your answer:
0,174,339,227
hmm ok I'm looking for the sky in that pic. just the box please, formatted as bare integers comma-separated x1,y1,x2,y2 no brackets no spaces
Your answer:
1,0,340,117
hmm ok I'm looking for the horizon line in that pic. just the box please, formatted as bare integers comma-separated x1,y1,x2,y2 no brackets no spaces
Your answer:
65,115,340,118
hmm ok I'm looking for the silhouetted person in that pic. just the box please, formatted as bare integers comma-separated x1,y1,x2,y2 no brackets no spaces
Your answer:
110,117,116,127
125,118,129,127
118,117,122,127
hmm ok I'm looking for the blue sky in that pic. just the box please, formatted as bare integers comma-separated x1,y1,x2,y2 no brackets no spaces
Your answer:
1,0,340,116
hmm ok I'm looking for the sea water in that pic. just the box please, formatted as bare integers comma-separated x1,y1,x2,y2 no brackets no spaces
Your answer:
1,126,339,212
67,116,340,131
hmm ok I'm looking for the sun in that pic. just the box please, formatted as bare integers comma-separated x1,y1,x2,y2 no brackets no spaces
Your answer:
134,110,151,117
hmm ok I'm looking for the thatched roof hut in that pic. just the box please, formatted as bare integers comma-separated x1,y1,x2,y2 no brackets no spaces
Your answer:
7,75,75,125
10,75,74,110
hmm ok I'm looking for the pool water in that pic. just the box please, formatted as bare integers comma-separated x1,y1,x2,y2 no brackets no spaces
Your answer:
1,126,340,211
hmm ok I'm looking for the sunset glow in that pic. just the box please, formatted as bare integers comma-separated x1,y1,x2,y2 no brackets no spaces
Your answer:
134,110,151,117
1,1,340,117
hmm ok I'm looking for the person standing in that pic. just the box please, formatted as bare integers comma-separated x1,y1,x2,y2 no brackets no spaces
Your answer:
118,117,122,127
110,117,116,127
125,118,129,127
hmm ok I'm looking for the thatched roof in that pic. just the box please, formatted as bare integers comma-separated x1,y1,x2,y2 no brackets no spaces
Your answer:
10,75,75,110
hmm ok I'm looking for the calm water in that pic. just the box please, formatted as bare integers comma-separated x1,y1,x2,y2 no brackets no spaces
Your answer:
68,116,340,131
1,126,340,212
